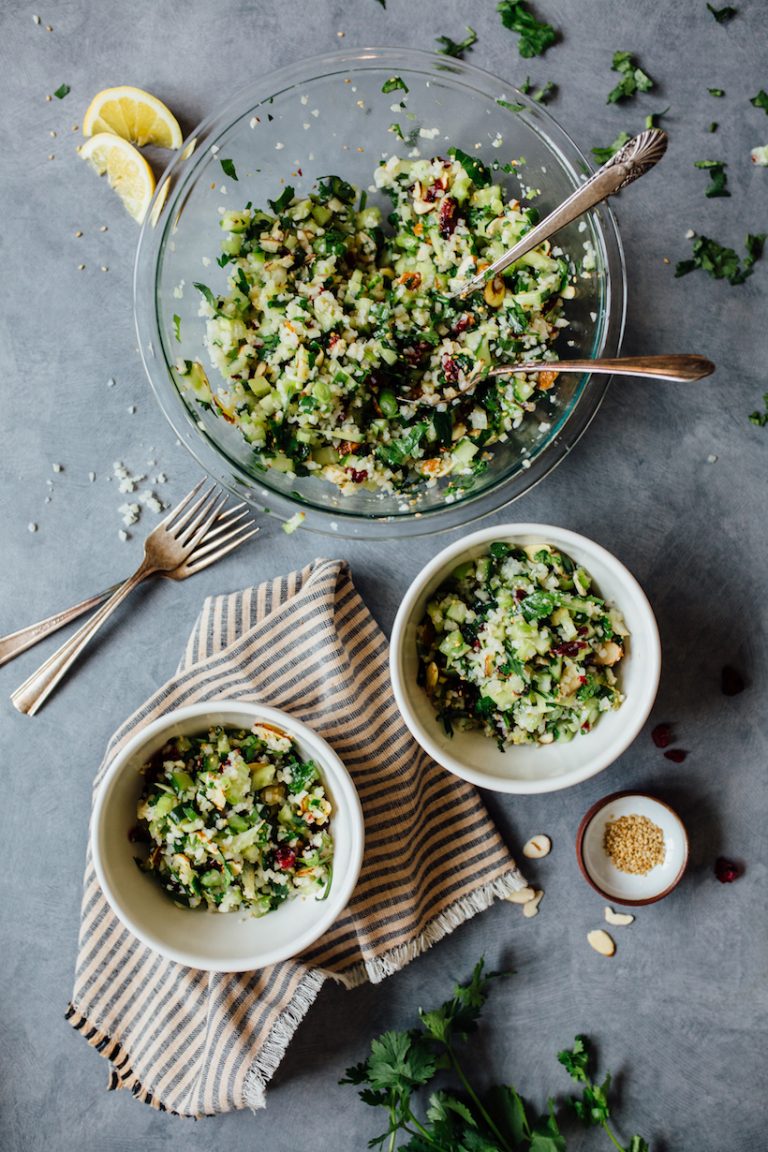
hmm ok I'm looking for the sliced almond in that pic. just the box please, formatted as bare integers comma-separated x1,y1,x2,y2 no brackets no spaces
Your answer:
605,907,635,926
523,890,544,918
587,929,616,957
523,834,551,859
506,886,536,904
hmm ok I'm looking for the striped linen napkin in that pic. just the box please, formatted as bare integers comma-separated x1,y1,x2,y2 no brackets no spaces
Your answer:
67,558,527,1116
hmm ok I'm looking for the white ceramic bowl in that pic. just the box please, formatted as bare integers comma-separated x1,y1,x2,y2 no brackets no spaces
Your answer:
390,524,661,794
576,791,689,904
91,702,364,972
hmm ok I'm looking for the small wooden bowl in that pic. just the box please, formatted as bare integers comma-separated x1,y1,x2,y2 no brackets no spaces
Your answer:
576,790,689,906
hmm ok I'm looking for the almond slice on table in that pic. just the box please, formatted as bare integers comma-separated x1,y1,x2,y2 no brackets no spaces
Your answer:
523,890,544,918
83,85,182,149
587,929,616,956
605,906,635,926
506,886,536,904
523,834,551,859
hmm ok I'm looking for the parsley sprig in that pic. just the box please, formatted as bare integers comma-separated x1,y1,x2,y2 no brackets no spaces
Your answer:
497,0,558,58
342,959,651,1152
675,232,766,284
607,51,655,104
749,392,768,427
707,3,737,22
694,159,730,197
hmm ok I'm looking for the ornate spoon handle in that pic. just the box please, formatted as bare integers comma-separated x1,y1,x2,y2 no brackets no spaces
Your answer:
451,128,668,299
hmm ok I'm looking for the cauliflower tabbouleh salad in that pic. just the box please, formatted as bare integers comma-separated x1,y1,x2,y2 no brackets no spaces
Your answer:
417,543,628,748
180,147,576,496
135,723,333,914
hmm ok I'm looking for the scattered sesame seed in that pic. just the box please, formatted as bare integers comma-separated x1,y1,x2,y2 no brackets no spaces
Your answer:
45,95,51,102
48,154,55,160
300,95,309,106
28,522,38,533
99,224,108,232
604,814,665,875
685,228,695,239
74,230,82,237
311,109,319,118
201,256,211,266
52,463,63,473
77,263,85,270
45,24,52,31
49,130,57,138
71,124,79,132
100,265,108,272
337,30,345,37
707,453,718,463
44,496,51,504
663,256,670,264
356,100,365,109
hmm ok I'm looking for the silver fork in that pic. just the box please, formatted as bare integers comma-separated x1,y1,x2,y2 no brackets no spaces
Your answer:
10,483,258,716
0,503,255,669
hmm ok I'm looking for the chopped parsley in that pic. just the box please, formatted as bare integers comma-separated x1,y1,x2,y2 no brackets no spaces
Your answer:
532,79,556,103
497,0,558,58
750,90,768,114
607,51,655,104
591,131,631,164
53,83,70,100
675,232,766,285
497,97,525,112
436,25,477,58
220,158,238,181
382,75,408,95
708,87,725,97
749,392,768,427
172,314,181,343
645,107,669,129
268,185,295,213
709,121,719,132
707,3,737,21
388,122,405,139
448,146,491,188
193,281,216,307
694,159,730,197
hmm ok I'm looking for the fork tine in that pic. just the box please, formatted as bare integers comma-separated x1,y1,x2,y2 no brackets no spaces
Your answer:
184,527,259,573
190,519,258,561
177,492,228,549
199,508,250,544
158,479,205,530
167,484,218,538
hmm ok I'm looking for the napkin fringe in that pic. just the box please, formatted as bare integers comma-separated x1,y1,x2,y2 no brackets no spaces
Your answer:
243,968,326,1110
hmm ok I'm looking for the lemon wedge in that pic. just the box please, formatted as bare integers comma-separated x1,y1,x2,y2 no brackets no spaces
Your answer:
83,85,182,150
79,133,155,223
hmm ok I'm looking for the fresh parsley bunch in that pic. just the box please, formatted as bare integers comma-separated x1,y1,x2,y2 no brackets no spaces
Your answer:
341,959,650,1152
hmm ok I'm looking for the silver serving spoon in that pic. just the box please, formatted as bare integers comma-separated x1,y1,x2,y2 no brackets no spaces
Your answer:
450,128,668,300
403,354,715,408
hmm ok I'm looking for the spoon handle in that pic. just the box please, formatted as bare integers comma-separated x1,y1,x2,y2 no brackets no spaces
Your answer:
452,128,668,299
492,354,715,384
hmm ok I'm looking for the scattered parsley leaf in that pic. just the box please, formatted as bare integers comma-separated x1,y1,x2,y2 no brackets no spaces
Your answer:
172,314,181,343
53,83,70,100
268,185,295,213
709,121,719,132
436,25,477,58
675,232,765,284
220,158,238,181
749,392,768,427
192,282,216,308
707,2,737,20
519,76,533,94
750,89,768,114
374,0,385,6
695,158,730,197
388,122,405,139
708,87,725,96
497,97,525,112
533,79,556,103
591,131,631,164
497,0,558,58
382,75,408,95
607,51,655,103
645,106,669,129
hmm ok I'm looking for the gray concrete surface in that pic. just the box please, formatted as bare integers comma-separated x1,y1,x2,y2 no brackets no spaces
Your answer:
1,1,766,1148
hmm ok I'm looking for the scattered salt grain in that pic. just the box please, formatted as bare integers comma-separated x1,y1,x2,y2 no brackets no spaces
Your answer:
28,522,38,533
707,454,718,463
107,377,116,387
275,142,285,150
33,13,41,23
127,404,136,415
52,463,63,473
118,530,129,542
685,228,695,239
88,471,96,482
119,503,140,527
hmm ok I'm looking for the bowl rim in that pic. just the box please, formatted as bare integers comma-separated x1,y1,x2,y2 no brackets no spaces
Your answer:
389,522,661,794
134,45,627,540
575,789,689,905
90,701,365,972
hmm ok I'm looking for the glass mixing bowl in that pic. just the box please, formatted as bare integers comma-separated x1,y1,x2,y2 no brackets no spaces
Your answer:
134,47,626,538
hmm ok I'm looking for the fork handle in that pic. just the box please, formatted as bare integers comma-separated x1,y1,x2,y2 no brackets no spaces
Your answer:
10,564,153,716
0,582,123,669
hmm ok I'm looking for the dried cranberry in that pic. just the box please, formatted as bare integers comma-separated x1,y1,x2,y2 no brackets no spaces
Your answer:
442,355,460,383
577,625,589,636
664,749,687,763
715,856,742,883
721,666,745,696
552,640,586,657
438,196,458,237
274,846,296,870
346,467,368,484
453,314,476,335
404,341,431,365
651,723,672,748
515,588,527,602
423,178,445,202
